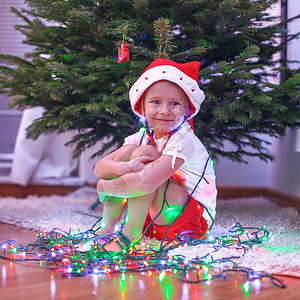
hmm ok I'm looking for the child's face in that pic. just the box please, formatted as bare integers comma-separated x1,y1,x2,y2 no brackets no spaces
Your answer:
142,80,189,139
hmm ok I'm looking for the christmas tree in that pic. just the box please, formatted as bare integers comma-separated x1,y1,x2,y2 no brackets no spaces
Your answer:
0,0,299,163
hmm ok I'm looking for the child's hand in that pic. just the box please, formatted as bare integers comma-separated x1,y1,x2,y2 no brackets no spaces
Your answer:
127,156,155,173
97,191,107,202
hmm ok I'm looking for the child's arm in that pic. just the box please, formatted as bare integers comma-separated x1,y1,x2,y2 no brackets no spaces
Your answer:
94,144,155,179
96,154,184,198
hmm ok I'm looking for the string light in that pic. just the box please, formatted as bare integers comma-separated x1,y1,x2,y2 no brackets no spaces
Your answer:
241,281,251,296
0,222,286,290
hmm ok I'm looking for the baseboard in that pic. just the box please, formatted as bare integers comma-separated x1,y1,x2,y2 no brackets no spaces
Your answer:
0,184,299,210
263,188,300,210
0,184,79,198
217,186,266,200
218,186,300,210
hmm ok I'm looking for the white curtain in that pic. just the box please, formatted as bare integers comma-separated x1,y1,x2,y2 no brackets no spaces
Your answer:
10,107,78,186
296,129,300,152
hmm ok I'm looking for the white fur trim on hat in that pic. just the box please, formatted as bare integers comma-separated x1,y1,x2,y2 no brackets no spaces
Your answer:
129,64,205,119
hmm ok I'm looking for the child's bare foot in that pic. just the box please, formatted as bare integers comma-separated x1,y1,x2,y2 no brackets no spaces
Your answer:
76,225,117,252
102,235,164,252
94,227,115,237
102,233,140,252
143,237,163,251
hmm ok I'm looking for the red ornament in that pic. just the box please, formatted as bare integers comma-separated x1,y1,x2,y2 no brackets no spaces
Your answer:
118,43,129,63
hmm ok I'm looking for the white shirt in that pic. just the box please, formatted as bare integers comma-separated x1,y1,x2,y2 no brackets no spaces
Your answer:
124,122,217,225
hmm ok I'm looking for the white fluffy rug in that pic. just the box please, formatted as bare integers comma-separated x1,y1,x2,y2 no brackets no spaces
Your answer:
0,187,299,277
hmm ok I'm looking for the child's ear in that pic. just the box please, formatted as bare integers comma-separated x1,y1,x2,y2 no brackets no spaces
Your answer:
139,104,144,114
184,105,191,118
138,97,145,114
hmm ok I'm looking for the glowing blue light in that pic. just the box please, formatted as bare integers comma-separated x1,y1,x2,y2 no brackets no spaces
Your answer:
50,278,56,297
181,283,189,300
254,279,261,288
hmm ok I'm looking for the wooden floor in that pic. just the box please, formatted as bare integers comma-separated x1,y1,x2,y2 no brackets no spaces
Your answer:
0,223,299,300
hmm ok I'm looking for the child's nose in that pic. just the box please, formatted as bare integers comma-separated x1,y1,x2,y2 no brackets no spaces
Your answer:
159,104,170,115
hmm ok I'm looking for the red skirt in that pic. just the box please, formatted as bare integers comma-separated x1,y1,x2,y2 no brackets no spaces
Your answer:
142,196,209,241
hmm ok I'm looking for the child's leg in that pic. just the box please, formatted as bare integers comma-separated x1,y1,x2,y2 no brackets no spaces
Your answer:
94,145,137,235
111,145,160,240
95,144,160,237
95,196,127,235
121,179,187,242
97,191,158,252
148,178,188,225
121,191,158,241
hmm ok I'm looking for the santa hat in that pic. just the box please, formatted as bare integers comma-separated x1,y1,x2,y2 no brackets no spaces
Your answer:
129,58,205,120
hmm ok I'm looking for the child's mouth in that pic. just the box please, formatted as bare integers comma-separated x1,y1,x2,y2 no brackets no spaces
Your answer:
156,119,173,122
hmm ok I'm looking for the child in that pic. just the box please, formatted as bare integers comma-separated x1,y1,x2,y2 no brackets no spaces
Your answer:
94,59,217,249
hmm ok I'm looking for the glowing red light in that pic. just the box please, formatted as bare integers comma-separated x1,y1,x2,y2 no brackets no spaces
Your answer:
62,258,70,264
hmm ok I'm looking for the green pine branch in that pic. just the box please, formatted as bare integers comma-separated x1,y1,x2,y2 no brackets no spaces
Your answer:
154,18,175,58
0,0,299,163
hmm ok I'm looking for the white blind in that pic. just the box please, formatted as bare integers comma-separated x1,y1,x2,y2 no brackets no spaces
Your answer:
295,129,300,152
0,0,28,154
0,0,33,109
0,0,32,58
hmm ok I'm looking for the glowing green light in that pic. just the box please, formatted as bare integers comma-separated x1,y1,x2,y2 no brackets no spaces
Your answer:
64,53,71,60
205,274,212,280
164,283,173,300
264,244,297,253
164,207,181,222
121,272,126,281
241,281,251,296
210,160,214,170
159,271,166,283
119,273,127,293
203,266,209,276
139,127,146,134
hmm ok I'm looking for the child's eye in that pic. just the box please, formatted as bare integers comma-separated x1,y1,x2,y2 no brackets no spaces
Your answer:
171,101,180,106
151,100,160,104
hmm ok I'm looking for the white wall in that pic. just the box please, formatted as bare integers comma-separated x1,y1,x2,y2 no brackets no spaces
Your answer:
215,0,300,199
214,137,271,188
268,0,300,198
270,130,300,198
214,2,281,189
